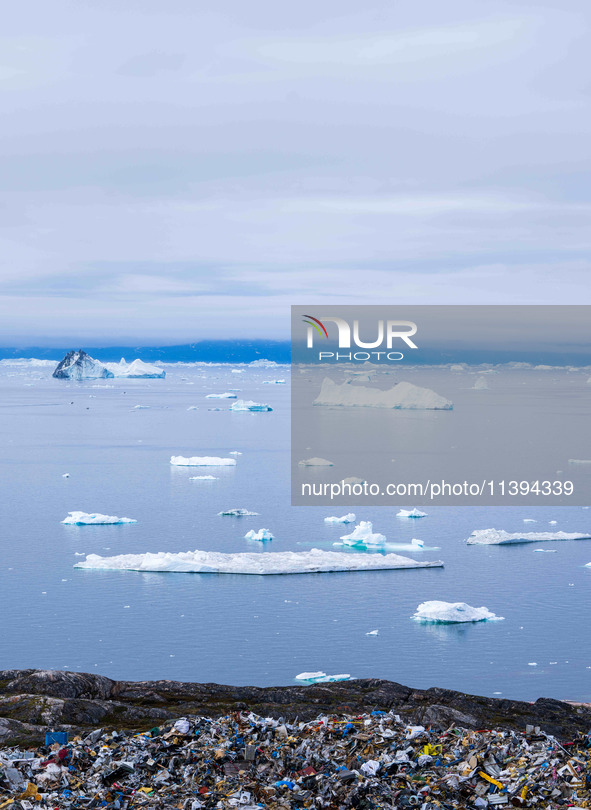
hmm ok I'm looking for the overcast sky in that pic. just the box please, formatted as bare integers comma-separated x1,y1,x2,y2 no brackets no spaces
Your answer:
1,0,590,344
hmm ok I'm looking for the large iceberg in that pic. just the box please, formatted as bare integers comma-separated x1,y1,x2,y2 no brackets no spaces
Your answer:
314,378,452,410
340,521,386,547
324,513,356,524
230,400,273,412
397,508,427,518
74,547,444,575
62,511,137,525
244,529,274,541
467,528,591,545
53,350,113,380
170,455,236,467
412,601,504,623
105,358,165,378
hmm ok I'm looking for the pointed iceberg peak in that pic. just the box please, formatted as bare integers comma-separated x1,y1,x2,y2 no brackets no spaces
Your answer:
53,350,114,380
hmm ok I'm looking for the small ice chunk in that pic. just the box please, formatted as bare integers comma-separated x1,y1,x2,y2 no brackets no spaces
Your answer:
472,376,489,390
324,513,356,524
244,528,274,541
295,672,351,683
189,475,218,480
533,548,557,553
549,520,558,524
528,662,537,666
342,476,366,485
230,399,272,411
298,457,334,466
568,459,591,464
187,406,198,411
397,508,427,518
170,455,236,466
263,379,286,384
411,538,424,548
340,521,386,547
62,473,70,478
218,508,259,516
413,601,504,623
523,519,537,523
133,405,150,409
467,529,591,545
62,511,137,525
366,629,379,636
206,392,238,399
229,451,242,455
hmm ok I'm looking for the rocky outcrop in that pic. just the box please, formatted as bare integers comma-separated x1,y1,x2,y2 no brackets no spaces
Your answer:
0,670,589,747
52,350,113,380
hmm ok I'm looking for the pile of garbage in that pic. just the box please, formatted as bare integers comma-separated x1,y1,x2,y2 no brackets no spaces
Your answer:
1,709,590,809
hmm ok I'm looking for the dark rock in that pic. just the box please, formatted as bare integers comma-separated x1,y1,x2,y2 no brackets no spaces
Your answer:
52,350,113,379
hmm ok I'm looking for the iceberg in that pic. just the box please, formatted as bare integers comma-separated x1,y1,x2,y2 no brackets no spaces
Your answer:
295,672,351,683
313,378,453,410
411,538,424,548
53,350,113,380
62,511,137,525
340,521,386,547
205,392,238,399
397,508,427,518
230,399,273,411
189,475,217,480
413,600,504,623
568,459,591,464
218,508,259,516
298,457,334,466
324,513,356,524
170,456,236,467
263,379,286,384
472,376,489,390
244,529,274,541
74,547,444,575
105,358,165,378
467,528,591,545
343,476,366,485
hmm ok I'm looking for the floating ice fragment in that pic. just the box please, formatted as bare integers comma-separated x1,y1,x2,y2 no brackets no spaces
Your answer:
411,538,424,548
549,520,557,525
314,377,453,410
340,521,386,547
523,519,537,523
105,358,165,378
528,662,537,666
206,392,238,399
62,511,137,525
187,406,198,410
230,399,272,411
568,459,591,464
133,405,150,409
533,548,557,553
75,547,444,575
171,455,236,466
229,451,242,455
295,672,351,683
412,601,504,623
263,379,286,384
472,376,489,390
397,508,427,518
366,629,379,636
298,457,334,466
218,508,259,516
244,529,274,541
324,513,356,524
467,529,591,545
342,476,366,485
62,473,70,478
189,475,218,480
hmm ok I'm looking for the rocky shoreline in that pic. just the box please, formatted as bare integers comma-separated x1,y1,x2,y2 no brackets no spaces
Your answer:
1,670,589,746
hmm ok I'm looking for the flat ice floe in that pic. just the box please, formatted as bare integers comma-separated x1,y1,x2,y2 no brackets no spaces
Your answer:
324,513,356,524
74,547,444,575
467,528,591,545
413,601,504,623
170,455,236,466
230,400,272,411
340,521,386,547
189,475,217,480
295,672,351,683
244,529,274,541
218,508,259,516
298,457,334,466
205,392,237,399
568,459,591,464
263,379,286,384
397,508,427,518
313,378,453,410
62,511,137,525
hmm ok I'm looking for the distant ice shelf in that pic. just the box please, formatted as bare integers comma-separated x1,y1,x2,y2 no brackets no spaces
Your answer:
170,456,236,466
467,529,591,545
74,547,444,575
412,601,504,623
62,511,137,525
313,377,453,410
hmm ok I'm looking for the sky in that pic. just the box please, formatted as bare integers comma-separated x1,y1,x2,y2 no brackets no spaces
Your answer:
1,0,590,344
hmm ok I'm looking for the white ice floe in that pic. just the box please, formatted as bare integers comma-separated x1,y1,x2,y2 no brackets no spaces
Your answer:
189,475,217,480
170,455,236,466
467,528,591,545
412,601,504,623
244,529,274,541
74,547,444,575
263,380,286,384
397,508,427,518
62,473,70,478
342,476,366,485
366,629,379,636
523,519,537,523
533,549,557,553
218,508,259,516
298,457,334,466
472,376,489,390
62,511,137,525
314,378,453,410
295,672,351,683
569,459,591,464
105,358,165,378
411,538,424,548
133,405,150,409
340,521,386,547
230,399,273,411
206,392,238,399
187,406,198,411
229,451,242,455
53,350,113,380
324,513,356,524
